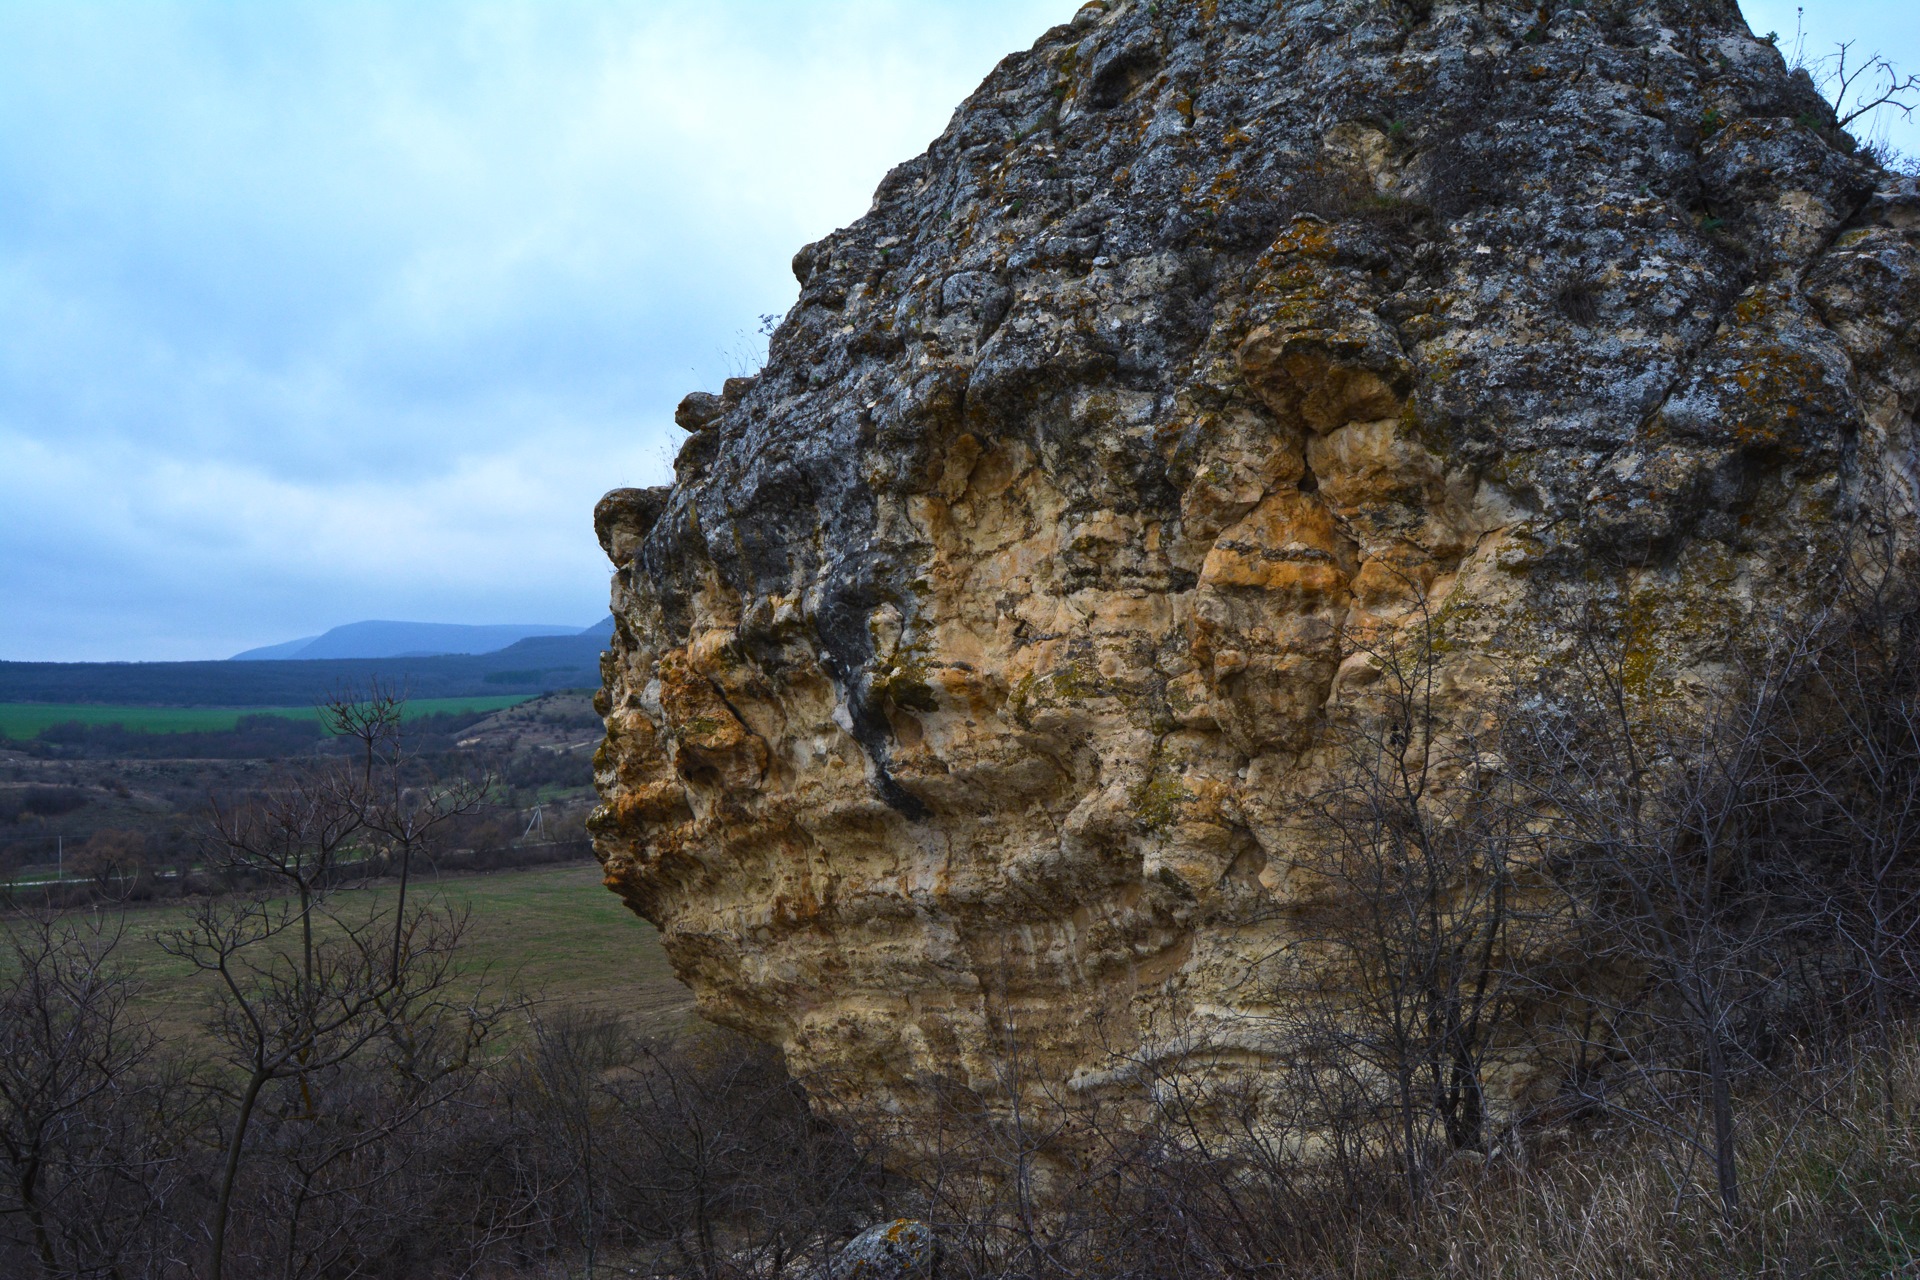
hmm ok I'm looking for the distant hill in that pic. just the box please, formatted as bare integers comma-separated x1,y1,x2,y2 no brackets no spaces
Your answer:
0,621,618,707
232,635,322,661
232,620,589,661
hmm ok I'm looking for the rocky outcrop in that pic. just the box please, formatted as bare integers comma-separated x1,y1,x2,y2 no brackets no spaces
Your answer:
592,0,1920,1127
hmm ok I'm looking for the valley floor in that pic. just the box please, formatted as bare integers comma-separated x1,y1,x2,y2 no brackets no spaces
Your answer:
38,860,695,1042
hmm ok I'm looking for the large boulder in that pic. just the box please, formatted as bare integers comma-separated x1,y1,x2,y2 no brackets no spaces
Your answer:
592,0,1920,1137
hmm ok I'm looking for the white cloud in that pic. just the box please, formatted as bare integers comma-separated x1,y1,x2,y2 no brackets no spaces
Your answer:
0,0,1069,660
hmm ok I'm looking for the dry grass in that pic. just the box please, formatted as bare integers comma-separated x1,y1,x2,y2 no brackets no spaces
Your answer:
1305,1043,1920,1279
57,861,694,1042
867,1033,1920,1279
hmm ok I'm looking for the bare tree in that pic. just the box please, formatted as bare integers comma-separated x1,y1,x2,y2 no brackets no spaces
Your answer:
164,685,494,1280
0,913,191,1279
226,906,505,1280
1264,601,1535,1204
1815,40,1920,130
517,1007,628,1280
319,682,488,979
1777,580,1920,1059
68,830,146,898
205,766,363,981
321,680,404,793
1503,603,1825,1225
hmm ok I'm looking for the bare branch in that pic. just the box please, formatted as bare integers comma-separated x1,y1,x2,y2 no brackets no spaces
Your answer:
1816,40,1920,127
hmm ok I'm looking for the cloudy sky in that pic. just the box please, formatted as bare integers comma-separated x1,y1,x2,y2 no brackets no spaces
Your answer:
0,1,1914,662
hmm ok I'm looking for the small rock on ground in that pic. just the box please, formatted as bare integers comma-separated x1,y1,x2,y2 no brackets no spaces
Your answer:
829,1218,937,1280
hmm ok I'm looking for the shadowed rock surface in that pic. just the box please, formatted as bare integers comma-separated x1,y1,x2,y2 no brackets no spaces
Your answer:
592,0,1920,1128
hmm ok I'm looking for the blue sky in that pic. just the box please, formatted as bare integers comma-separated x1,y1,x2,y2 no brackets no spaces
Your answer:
1746,2,1920,160
0,0,1070,660
0,1,1913,662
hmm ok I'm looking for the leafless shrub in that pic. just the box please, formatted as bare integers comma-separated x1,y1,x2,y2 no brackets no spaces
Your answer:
1502,603,1818,1223
1813,41,1920,131
1555,279,1603,326
163,684,506,1280
1769,559,1920,1054
608,1029,880,1277
0,913,196,1279
1242,600,1546,1208
425,1017,882,1280
69,829,147,897
1494,542,1920,1228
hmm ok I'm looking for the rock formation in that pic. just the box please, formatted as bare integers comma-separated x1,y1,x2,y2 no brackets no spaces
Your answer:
592,0,1920,1127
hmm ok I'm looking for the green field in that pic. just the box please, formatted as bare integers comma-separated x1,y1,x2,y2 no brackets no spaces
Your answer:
64,862,693,1042
0,695,537,739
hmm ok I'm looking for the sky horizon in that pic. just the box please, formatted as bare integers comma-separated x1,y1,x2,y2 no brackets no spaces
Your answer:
1,0,1914,663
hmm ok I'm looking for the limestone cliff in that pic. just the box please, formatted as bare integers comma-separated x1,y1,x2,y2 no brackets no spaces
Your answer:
591,0,1920,1122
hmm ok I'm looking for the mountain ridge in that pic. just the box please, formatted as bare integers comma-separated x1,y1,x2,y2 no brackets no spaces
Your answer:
231,618,607,662
3,623,615,706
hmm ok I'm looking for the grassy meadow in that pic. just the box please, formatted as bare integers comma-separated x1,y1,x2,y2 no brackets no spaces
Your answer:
67,861,692,1042
0,695,539,739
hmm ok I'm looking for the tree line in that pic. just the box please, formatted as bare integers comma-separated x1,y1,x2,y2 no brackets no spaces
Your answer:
1,700,602,905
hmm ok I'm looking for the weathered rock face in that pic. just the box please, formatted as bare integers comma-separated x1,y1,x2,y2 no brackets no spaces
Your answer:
592,0,1920,1122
